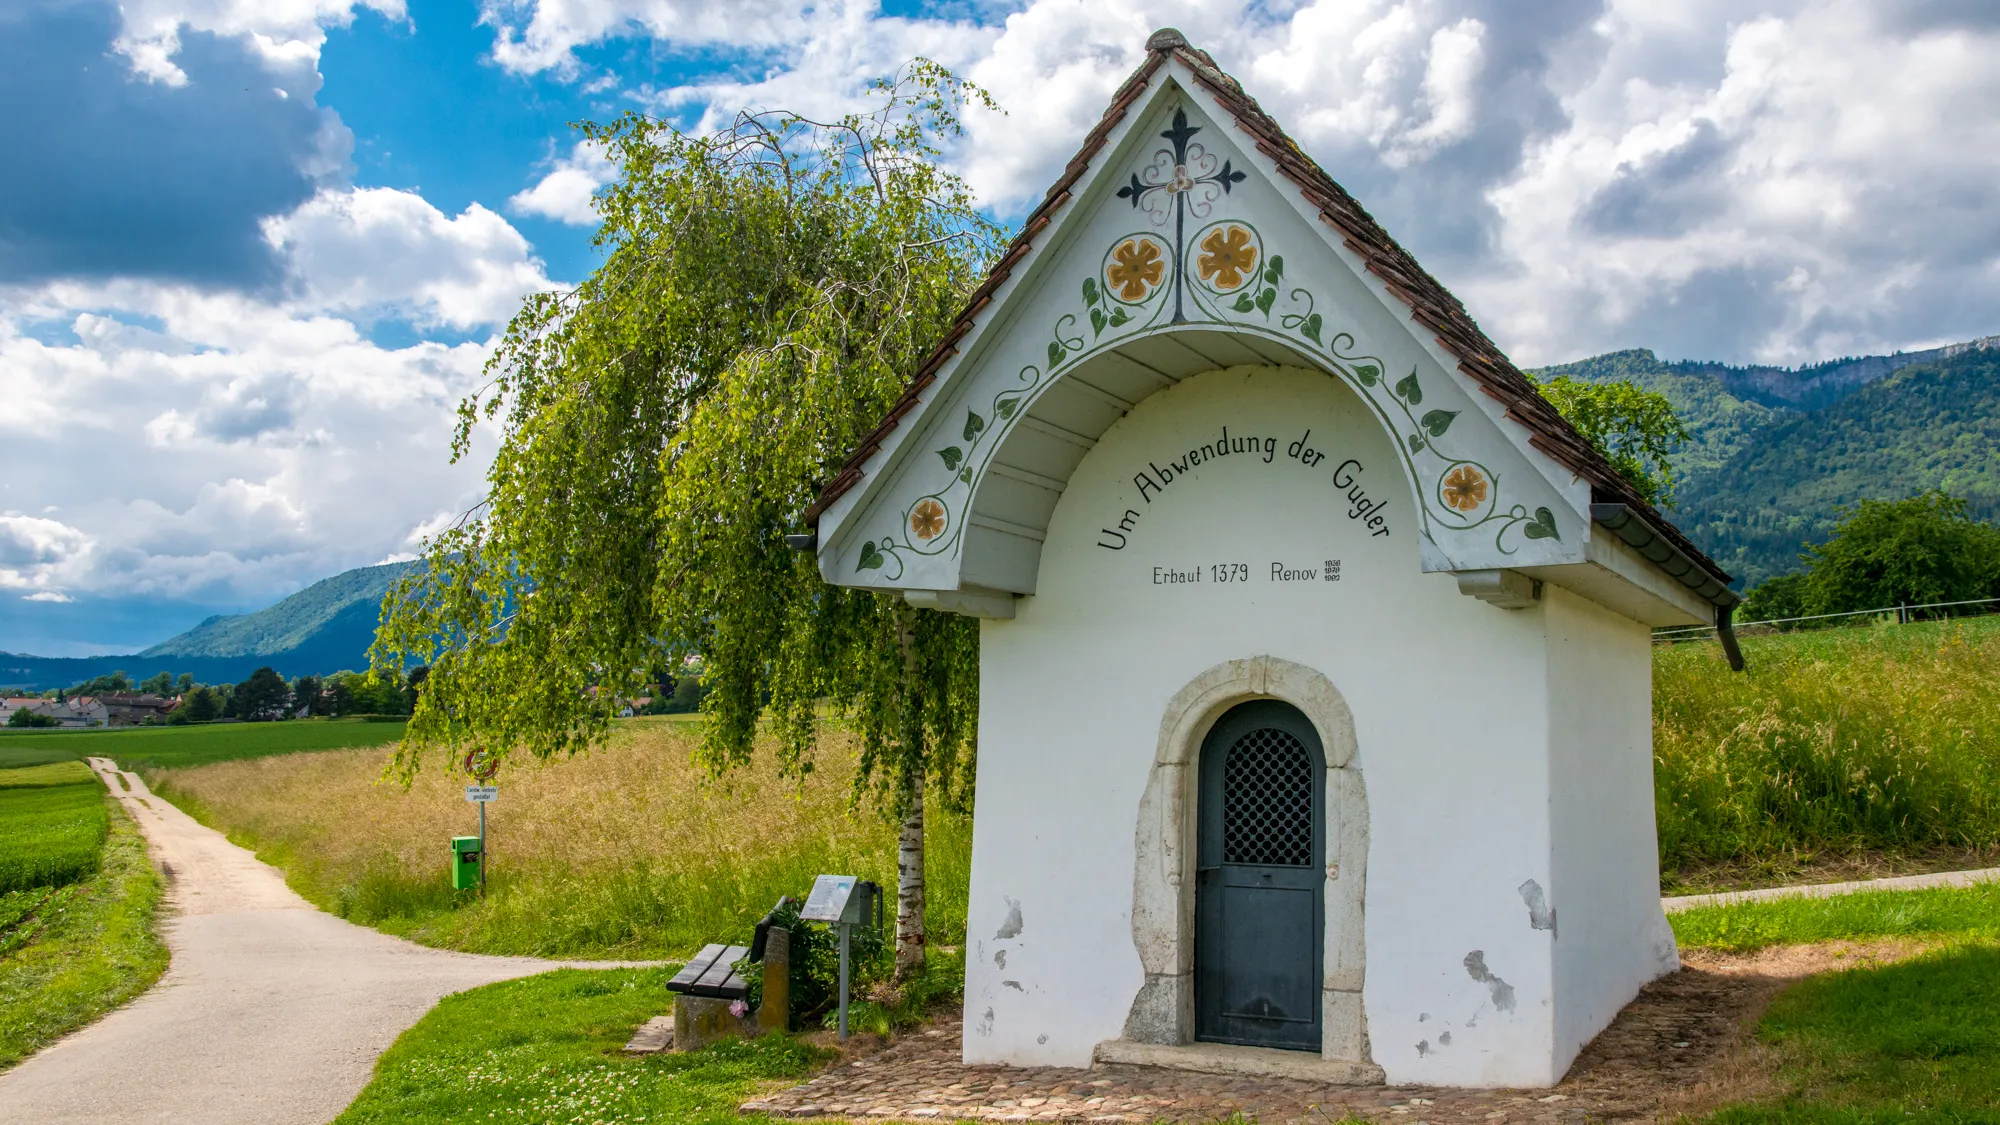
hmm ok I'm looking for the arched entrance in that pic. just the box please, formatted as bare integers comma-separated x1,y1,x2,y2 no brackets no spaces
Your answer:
1196,699,1325,1050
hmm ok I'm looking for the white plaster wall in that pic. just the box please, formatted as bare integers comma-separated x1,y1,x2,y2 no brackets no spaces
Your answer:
1545,587,1681,1072
966,365,1573,1086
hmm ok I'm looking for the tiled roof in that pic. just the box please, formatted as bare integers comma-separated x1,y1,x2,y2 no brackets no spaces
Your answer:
808,29,1731,595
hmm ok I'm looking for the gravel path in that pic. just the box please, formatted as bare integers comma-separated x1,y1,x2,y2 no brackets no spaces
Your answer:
0,757,627,1125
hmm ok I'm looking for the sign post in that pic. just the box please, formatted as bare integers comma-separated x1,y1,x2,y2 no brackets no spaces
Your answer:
801,874,859,1038
800,874,880,1039
464,784,499,894
463,751,500,896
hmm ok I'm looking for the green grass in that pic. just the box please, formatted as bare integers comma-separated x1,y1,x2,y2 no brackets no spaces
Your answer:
147,722,973,966
1656,616,2000,887
0,797,168,1070
0,745,84,770
1704,943,2000,1125
0,765,109,894
0,761,97,788
1672,883,2000,953
0,718,406,771
334,968,828,1125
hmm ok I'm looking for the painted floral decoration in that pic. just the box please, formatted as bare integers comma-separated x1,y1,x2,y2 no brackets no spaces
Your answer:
909,497,947,540
1441,464,1489,512
1198,225,1258,291
1106,237,1165,302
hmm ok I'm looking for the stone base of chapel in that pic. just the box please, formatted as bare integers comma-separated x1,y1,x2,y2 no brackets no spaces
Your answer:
1092,1039,1386,1085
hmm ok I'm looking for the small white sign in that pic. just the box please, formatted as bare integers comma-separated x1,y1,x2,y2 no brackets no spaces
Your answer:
800,874,857,922
465,785,499,803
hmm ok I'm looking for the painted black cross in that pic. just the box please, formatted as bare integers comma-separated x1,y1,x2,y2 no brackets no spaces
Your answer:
1116,108,1247,322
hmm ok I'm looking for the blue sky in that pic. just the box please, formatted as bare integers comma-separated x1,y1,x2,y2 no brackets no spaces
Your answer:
3,0,1999,656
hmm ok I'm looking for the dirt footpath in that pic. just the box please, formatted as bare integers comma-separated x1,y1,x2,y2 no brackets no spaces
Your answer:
745,942,1916,1123
0,758,623,1125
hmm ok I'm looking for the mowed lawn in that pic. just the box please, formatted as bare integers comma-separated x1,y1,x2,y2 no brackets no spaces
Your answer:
1672,886,2000,1125
0,718,407,772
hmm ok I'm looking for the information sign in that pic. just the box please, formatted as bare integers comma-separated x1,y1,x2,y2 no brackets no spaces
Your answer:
465,785,499,803
800,873,857,922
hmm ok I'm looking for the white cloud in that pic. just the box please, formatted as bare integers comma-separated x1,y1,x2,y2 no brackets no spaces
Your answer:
509,142,616,225
0,249,501,606
557,0,2000,364
113,0,407,83
1470,0,2000,364
0,514,94,598
480,0,813,77
264,188,557,328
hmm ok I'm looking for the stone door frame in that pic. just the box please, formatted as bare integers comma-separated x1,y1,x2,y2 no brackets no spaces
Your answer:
1124,655,1370,1063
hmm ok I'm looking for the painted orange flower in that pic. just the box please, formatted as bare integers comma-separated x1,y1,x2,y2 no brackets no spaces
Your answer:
1105,237,1165,302
1198,225,1258,291
909,498,948,540
1441,464,1489,512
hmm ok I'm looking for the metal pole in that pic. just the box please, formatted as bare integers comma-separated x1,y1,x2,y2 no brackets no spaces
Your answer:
478,799,487,898
837,922,850,1040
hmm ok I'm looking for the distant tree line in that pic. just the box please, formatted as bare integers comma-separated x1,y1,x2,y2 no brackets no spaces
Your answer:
1740,491,2000,623
11,666,428,726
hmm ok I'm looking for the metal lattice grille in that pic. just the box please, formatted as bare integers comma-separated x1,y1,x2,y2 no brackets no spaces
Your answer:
1222,727,1313,866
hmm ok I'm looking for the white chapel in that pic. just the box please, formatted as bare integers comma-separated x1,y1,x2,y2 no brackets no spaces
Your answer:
802,29,1741,1088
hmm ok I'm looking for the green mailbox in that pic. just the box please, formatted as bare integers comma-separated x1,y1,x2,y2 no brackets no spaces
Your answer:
451,836,482,890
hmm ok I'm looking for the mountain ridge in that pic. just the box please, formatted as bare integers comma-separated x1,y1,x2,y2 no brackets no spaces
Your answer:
1536,336,2000,588
139,561,415,659
0,561,417,691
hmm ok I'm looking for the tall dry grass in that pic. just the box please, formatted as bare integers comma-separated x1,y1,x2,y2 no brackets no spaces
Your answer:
151,717,970,959
1655,615,2000,887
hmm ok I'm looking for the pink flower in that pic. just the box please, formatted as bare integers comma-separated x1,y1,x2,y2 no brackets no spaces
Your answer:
729,1000,748,1018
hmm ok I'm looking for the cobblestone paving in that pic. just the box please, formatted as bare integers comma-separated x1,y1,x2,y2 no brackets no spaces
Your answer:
742,957,1806,1123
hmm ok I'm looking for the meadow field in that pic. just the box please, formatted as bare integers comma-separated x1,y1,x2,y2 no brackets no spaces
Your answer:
0,718,407,772
149,718,971,961
1655,614,2000,891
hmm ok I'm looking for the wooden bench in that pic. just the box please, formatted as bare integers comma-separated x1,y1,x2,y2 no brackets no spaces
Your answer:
666,943,750,1001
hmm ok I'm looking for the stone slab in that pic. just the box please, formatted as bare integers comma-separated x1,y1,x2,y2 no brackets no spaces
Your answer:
1092,1039,1385,1084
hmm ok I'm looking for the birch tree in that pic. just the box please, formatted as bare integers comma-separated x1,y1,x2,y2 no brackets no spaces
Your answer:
372,64,999,982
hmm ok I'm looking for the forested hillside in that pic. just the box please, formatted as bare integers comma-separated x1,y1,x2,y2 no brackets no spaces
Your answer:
140,562,415,659
1537,340,2000,589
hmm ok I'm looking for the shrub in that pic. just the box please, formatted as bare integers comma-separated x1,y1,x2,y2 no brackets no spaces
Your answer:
738,892,887,1029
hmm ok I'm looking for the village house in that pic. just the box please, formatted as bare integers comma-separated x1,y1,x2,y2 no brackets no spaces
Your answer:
99,693,179,726
801,31,1740,1089
15,696,111,728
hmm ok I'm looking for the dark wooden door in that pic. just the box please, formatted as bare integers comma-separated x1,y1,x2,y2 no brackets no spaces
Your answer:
1195,700,1324,1051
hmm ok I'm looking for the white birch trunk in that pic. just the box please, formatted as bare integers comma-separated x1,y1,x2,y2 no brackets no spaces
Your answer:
895,781,926,982
894,602,927,983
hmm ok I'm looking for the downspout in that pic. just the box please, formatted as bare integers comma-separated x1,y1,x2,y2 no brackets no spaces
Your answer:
1715,602,1745,673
